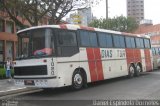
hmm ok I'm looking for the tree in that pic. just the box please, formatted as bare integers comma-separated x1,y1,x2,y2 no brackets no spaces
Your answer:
0,0,100,28
89,16,138,33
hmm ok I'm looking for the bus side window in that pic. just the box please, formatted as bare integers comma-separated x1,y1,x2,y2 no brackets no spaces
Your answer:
113,35,120,48
125,37,132,48
89,31,98,47
57,30,78,57
79,30,90,47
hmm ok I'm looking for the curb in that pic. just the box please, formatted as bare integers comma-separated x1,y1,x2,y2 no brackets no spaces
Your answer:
0,87,41,97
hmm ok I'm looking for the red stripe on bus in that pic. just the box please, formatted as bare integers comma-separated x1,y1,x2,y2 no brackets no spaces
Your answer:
59,24,67,29
144,49,152,71
126,48,134,67
126,48,141,67
86,48,97,82
134,49,142,63
94,48,104,80
80,26,95,31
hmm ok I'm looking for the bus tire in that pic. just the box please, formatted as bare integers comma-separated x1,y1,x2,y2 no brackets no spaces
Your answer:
128,64,135,78
72,70,84,90
135,64,141,77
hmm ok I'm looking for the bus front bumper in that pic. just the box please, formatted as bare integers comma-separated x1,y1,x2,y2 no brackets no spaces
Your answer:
14,77,58,88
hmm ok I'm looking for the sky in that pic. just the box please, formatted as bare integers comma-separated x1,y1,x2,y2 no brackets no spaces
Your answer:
92,0,160,25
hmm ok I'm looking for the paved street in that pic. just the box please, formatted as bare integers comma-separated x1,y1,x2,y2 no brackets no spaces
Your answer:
1,70,160,106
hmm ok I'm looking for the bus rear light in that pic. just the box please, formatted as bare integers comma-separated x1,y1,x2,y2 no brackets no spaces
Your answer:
43,59,47,63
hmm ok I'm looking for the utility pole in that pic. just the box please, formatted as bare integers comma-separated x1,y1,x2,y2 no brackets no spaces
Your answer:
106,0,108,19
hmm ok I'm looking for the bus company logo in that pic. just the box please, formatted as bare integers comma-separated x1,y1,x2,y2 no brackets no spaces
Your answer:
101,50,112,59
101,49,126,59
51,58,54,75
117,50,126,58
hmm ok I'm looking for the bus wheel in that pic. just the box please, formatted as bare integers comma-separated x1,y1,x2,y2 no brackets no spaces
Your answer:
128,64,135,78
72,70,83,90
135,65,141,77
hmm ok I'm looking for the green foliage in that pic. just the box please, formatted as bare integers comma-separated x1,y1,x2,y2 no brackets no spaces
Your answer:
0,68,14,79
0,0,101,26
89,16,138,33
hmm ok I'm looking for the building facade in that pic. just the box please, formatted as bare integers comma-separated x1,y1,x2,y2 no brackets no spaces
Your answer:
134,22,160,45
127,0,144,23
0,11,19,63
78,7,93,26
0,10,49,63
66,7,93,26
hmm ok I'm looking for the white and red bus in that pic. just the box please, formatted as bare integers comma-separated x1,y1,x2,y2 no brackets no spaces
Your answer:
14,24,153,89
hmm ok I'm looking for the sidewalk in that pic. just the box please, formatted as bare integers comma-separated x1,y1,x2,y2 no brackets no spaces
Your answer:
0,79,41,97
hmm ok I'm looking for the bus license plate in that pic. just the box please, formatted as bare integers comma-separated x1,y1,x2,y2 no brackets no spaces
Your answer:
24,80,35,85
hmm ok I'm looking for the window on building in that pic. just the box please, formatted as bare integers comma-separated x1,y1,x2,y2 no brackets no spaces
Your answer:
6,21,14,33
0,19,4,32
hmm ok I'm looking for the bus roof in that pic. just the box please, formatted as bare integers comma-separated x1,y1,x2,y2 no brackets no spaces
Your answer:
17,24,150,39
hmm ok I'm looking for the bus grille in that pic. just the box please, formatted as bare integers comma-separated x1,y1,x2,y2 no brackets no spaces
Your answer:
14,65,47,76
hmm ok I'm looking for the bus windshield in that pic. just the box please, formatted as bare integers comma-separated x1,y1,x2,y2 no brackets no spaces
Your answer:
17,28,54,59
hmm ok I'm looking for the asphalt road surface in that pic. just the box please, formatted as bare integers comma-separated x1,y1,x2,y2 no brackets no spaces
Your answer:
2,70,160,106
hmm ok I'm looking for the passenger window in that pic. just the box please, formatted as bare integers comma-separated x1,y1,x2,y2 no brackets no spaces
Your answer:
57,30,79,57
119,36,125,48
126,37,132,48
80,30,90,46
131,37,135,48
59,31,77,46
136,38,141,48
98,33,107,47
98,33,113,48
140,38,144,48
106,34,113,47
89,32,98,47
144,39,150,48
113,35,120,48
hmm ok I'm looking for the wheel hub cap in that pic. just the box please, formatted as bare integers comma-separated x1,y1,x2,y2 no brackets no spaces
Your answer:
74,74,82,85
